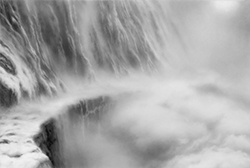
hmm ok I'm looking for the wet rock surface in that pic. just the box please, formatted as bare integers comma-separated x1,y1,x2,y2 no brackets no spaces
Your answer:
0,95,112,168
0,82,17,107
34,96,112,168
0,53,16,76
0,108,52,168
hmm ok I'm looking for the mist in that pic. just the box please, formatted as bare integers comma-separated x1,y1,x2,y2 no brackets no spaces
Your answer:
1,0,250,168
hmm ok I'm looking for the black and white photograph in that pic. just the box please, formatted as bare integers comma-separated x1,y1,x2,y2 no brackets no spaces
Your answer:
0,0,250,168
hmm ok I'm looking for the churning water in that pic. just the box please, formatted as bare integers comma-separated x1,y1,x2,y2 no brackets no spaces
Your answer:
1,0,250,168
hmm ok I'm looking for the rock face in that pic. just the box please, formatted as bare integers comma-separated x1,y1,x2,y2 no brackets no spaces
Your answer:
0,44,21,107
33,96,112,168
0,107,52,168
0,40,60,107
0,95,112,168
0,52,17,76
0,47,18,107
0,81,17,107
33,118,59,168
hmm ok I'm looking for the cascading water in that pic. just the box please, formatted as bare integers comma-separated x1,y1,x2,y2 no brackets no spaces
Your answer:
1,0,250,168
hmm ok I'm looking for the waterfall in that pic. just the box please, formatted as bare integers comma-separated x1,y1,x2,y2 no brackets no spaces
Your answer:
1,1,250,168
0,0,185,106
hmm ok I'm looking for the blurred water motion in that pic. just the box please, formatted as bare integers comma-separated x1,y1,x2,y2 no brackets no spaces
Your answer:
1,1,250,168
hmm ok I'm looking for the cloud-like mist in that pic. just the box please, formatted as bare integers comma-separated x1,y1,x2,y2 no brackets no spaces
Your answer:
55,1,250,168
56,73,250,168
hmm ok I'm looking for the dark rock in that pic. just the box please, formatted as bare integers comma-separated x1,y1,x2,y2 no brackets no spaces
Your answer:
0,52,17,75
33,118,62,168
34,95,112,168
0,139,10,144
0,81,18,107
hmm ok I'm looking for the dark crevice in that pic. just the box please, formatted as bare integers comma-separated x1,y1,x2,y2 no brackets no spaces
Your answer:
33,95,112,168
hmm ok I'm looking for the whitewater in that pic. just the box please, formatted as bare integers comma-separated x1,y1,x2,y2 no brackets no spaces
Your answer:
0,0,250,168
